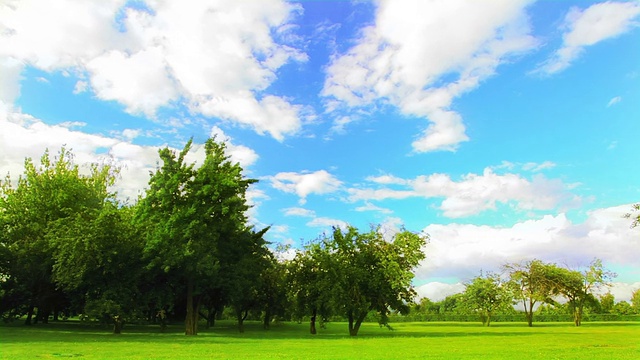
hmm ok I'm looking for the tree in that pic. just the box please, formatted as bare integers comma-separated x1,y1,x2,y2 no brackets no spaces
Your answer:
50,203,143,334
599,292,615,314
504,259,563,327
329,226,427,336
0,148,116,324
288,240,337,334
555,259,616,326
631,289,640,314
623,203,640,228
137,138,256,335
462,273,512,326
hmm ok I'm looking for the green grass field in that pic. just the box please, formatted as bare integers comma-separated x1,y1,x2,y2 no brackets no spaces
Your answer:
1,320,638,359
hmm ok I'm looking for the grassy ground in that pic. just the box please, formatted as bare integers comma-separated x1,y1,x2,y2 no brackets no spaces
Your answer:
1,320,638,359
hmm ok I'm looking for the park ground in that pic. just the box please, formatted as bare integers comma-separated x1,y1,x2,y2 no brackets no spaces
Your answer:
1,320,639,359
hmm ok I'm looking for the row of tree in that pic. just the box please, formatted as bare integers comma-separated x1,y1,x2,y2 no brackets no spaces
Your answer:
417,259,634,327
0,139,427,336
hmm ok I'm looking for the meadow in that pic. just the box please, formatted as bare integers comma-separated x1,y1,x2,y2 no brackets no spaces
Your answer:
1,320,639,359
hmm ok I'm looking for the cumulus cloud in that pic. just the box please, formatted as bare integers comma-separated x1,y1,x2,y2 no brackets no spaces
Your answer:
0,0,306,139
283,207,315,217
208,126,259,169
536,1,640,75
413,204,640,302
323,0,536,152
350,167,579,218
269,170,342,204
415,282,466,302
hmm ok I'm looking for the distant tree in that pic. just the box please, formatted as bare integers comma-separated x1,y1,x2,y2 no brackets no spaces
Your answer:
555,259,616,326
462,273,512,326
504,259,563,327
612,301,634,315
137,138,256,335
632,289,640,314
599,292,615,314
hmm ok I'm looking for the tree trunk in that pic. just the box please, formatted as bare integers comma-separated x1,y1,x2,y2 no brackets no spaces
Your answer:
348,311,367,336
25,305,34,325
185,278,199,335
486,311,492,327
113,315,123,334
310,308,317,335
236,309,245,333
574,306,582,326
526,300,534,327
263,309,271,330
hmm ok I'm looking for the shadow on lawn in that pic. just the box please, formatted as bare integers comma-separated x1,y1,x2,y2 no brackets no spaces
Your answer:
0,320,574,343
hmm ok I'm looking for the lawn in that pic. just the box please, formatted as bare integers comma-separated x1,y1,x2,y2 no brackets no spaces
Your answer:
1,320,638,359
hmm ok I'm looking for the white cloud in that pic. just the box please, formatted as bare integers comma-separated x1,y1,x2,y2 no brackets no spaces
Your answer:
208,126,259,168
0,0,306,139
0,107,260,202
350,167,579,218
355,202,393,214
0,106,156,201
269,170,342,204
283,207,315,217
607,96,622,107
307,217,349,230
323,0,536,152
536,1,640,75
414,204,640,302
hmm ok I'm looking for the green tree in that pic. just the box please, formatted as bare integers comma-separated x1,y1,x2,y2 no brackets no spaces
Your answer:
623,203,640,228
329,226,427,336
504,259,563,327
137,138,256,335
612,301,634,315
599,292,615,314
288,241,337,334
555,259,616,326
462,273,512,326
50,203,143,333
631,289,640,314
0,148,116,324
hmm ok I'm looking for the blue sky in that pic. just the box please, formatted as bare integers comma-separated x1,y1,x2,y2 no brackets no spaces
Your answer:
1,0,639,302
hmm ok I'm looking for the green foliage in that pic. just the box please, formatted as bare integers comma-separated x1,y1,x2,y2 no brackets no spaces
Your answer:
462,273,512,326
0,147,117,324
504,259,565,327
136,137,258,335
623,203,640,228
293,226,428,336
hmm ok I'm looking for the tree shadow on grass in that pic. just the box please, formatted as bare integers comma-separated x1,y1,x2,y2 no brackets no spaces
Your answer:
2,320,631,343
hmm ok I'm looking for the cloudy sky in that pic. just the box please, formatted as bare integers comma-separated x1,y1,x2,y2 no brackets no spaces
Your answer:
1,0,639,302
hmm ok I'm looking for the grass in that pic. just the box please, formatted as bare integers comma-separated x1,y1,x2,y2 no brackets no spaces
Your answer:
1,320,639,359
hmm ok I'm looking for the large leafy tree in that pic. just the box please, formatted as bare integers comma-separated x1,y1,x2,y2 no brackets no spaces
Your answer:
0,148,116,324
137,138,256,335
504,259,562,327
330,226,427,336
462,273,512,326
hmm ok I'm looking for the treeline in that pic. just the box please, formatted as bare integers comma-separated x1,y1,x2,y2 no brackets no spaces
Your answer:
404,260,640,326
0,138,427,336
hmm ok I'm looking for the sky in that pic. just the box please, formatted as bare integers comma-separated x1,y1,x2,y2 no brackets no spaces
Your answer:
1,0,639,303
